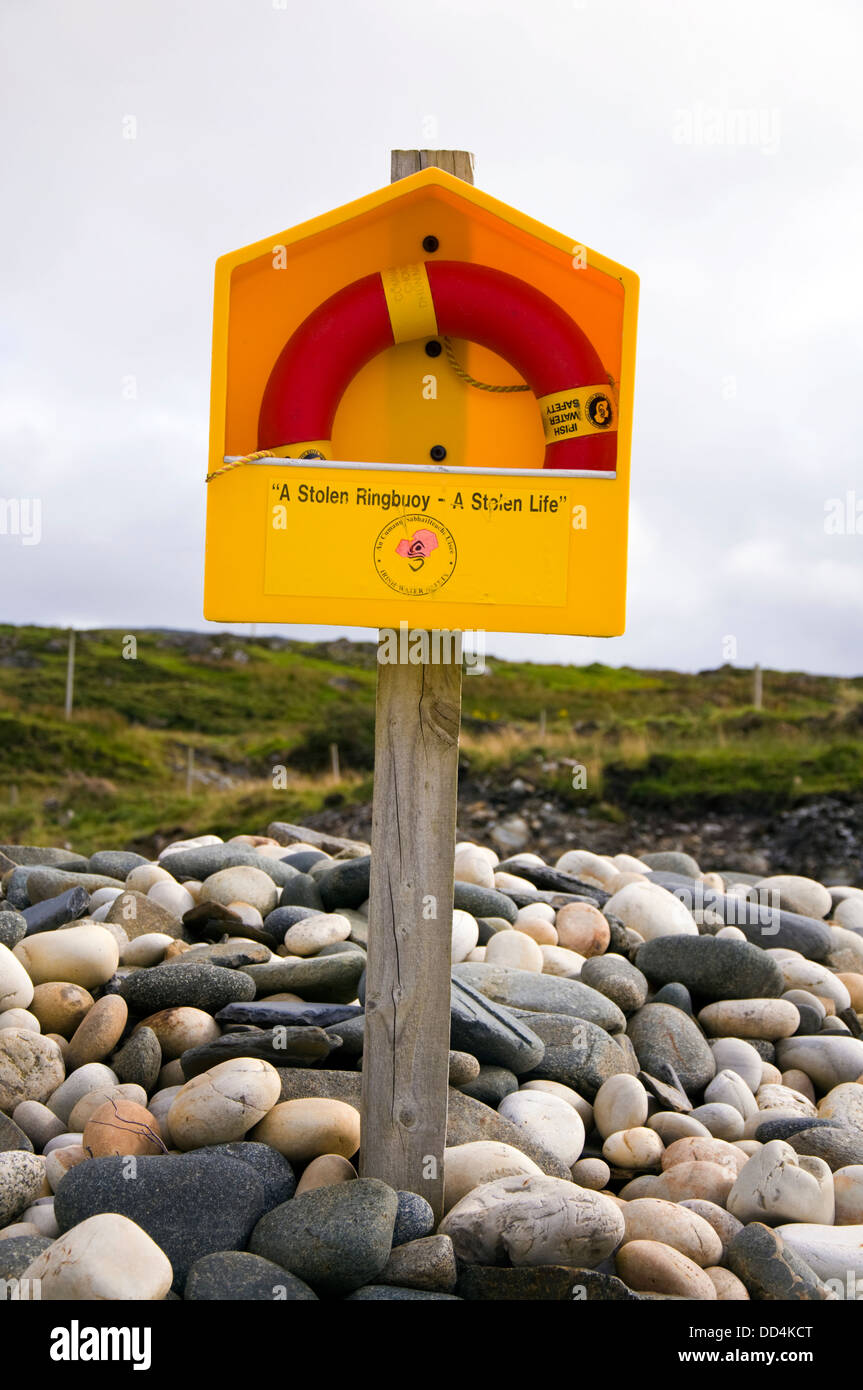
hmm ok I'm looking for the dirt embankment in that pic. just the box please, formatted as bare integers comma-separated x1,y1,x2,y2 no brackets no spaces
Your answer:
295,786,863,885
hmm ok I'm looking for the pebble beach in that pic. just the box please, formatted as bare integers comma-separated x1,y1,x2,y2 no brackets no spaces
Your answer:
2,822,863,1302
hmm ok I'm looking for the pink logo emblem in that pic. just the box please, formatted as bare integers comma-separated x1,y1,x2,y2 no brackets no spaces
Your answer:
395,528,439,571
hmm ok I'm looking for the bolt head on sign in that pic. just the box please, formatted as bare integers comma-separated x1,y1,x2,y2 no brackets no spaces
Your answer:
204,167,638,636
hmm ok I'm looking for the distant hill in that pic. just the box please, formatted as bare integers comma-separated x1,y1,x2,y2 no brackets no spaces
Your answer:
0,624,861,877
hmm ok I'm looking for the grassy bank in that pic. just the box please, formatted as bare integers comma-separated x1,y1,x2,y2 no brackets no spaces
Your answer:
0,624,861,853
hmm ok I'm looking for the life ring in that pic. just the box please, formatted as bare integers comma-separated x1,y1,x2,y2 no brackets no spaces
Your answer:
258,260,617,471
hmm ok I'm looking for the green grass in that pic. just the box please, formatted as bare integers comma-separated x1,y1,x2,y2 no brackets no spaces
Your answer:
0,624,860,853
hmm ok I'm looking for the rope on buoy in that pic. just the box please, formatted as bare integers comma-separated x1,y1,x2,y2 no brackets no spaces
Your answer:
441,337,529,393
205,450,279,483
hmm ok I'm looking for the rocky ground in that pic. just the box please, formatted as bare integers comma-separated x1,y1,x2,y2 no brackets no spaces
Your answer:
1,824,862,1301
282,793,863,886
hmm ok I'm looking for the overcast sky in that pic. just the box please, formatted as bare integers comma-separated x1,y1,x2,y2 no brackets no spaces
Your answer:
1,0,861,674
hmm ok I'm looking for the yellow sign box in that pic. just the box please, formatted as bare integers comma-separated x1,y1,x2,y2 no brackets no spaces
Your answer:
205,168,638,636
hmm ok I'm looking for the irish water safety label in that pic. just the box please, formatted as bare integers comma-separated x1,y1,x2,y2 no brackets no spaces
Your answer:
536,385,618,442
263,475,573,606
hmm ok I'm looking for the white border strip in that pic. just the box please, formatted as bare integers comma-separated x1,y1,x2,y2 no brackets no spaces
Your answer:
225,456,616,481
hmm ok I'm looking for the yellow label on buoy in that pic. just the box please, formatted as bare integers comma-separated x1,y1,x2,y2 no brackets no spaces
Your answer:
538,386,618,442
380,263,438,343
269,440,334,460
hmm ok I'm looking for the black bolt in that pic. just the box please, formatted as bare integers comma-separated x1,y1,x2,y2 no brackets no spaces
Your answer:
422,235,439,253
425,340,442,357
430,445,447,461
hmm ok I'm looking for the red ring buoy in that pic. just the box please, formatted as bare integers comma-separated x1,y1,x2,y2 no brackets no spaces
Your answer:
258,261,617,471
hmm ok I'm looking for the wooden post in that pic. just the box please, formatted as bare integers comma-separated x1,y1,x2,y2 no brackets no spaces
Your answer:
329,742,340,781
391,149,475,183
360,150,472,1219
539,708,547,738
186,745,194,796
64,628,75,720
753,663,763,709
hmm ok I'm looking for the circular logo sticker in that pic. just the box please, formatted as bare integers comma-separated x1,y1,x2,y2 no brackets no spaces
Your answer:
374,514,457,596
585,392,614,430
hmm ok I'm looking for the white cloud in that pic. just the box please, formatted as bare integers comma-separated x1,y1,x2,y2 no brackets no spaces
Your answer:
0,0,861,675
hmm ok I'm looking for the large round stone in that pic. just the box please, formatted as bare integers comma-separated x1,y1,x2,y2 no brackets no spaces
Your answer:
594,1074,649,1139
118,962,256,1014
580,954,648,1013
621,1197,722,1266
641,851,701,877
393,1190,435,1247
443,1140,543,1212
774,1221,863,1284
776,1036,863,1091
88,850,149,879
0,1151,47,1225
184,1250,318,1300
0,1233,52,1278
497,1091,585,1167
450,978,545,1074
242,953,364,1003
727,1140,834,1225
47,1062,120,1125
755,876,832,920
198,867,280,916
453,963,625,1032
54,1151,270,1292
636,935,784,1000
453,883,518,924
82,1098,165,1157
135,1007,221,1060
603,882,697,941
64,995,128,1069
249,1177,398,1294
250,1097,360,1162
0,911,27,951
627,1003,716,1095
0,942,35,1011
13,926,119,989
616,1238,717,1299
727,1221,833,1299
168,1059,281,1149
192,1140,297,1207
698,999,800,1040
439,1174,624,1268
785,1124,863,1172
522,1017,636,1100
0,1031,65,1111
112,1027,162,1092
21,1212,173,1299
0,1111,34,1152
818,1083,863,1132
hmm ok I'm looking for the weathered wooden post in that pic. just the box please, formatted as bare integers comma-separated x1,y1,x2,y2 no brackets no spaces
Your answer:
753,662,763,709
64,628,75,720
358,150,473,1218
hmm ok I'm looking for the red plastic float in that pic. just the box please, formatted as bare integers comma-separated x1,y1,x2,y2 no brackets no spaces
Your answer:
258,261,617,471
